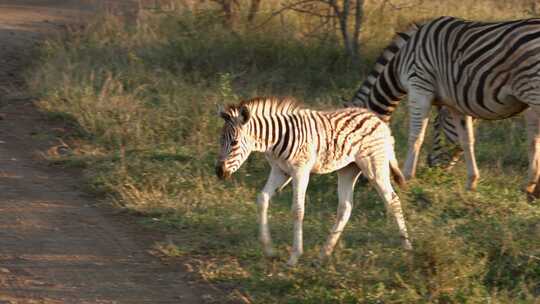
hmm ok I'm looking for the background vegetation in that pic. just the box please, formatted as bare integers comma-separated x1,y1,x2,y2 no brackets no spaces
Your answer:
29,0,539,302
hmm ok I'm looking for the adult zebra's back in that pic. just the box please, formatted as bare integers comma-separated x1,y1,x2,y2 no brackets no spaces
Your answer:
349,16,540,198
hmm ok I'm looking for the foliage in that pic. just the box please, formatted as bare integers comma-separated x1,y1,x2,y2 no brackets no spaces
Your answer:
28,1,540,303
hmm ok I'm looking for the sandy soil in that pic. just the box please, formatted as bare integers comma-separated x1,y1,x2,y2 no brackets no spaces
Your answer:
0,1,215,303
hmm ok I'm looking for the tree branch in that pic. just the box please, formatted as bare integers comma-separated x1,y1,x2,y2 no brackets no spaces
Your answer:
288,6,336,18
254,0,328,30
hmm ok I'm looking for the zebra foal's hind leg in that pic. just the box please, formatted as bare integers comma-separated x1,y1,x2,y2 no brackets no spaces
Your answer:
357,155,412,250
257,165,290,257
320,164,361,260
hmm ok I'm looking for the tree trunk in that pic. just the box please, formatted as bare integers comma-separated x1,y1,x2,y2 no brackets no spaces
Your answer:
351,0,364,63
248,0,261,23
333,0,353,61
330,0,363,64
210,0,237,28
222,0,235,28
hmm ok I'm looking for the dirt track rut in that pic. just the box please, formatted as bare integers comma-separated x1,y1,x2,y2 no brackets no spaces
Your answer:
0,1,207,303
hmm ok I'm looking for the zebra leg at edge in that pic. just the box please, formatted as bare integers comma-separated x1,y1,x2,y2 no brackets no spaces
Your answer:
257,165,289,257
524,108,540,201
403,93,433,180
320,164,361,260
287,170,310,266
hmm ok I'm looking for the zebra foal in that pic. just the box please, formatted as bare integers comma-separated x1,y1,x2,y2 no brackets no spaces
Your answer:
215,97,412,266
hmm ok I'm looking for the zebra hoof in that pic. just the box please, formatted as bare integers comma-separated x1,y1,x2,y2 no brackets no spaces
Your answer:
466,181,478,191
311,258,326,268
318,249,332,263
524,183,540,203
402,239,413,251
466,175,479,191
286,255,301,267
263,248,277,259
403,173,415,181
526,190,540,203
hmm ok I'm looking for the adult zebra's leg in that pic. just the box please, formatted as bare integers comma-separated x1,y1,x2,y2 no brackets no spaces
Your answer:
450,111,479,191
403,93,434,180
427,106,446,167
524,108,540,201
320,164,361,260
257,165,289,257
358,155,412,250
512,88,540,200
287,170,310,266
427,106,464,170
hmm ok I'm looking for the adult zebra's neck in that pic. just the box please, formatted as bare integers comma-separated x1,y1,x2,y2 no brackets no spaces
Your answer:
350,24,418,121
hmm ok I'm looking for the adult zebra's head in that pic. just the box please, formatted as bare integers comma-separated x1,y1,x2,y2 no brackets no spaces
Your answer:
216,104,253,180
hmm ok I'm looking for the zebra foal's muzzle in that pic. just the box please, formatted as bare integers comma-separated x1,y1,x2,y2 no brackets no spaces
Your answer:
215,161,232,180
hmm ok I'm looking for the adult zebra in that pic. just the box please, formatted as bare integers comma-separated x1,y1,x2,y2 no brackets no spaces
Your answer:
216,96,412,266
348,16,540,198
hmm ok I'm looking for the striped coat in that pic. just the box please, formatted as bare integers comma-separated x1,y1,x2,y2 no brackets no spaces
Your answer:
216,97,411,266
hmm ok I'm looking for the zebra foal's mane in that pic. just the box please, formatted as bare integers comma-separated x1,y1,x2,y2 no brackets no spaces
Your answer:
224,96,303,116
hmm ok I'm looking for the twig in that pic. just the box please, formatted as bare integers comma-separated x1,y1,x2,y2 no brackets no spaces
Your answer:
301,16,334,39
384,0,419,11
288,6,336,18
253,0,329,30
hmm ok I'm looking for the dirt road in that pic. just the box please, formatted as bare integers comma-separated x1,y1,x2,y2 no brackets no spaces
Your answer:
0,1,210,303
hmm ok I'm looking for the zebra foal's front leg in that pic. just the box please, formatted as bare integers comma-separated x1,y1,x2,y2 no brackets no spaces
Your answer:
287,170,310,266
257,165,290,257
320,164,361,260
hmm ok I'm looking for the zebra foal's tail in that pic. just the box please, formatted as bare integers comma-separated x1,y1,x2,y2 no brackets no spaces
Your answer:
390,159,406,188
387,136,406,188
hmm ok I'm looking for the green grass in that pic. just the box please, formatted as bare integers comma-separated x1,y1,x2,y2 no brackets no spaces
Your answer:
28,2,540,303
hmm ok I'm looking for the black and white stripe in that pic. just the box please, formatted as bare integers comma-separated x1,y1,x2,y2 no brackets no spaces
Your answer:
427,106,465,170
349,16,540,197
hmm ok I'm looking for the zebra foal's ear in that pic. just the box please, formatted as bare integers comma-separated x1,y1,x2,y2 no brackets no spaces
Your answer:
217,105,231,121
239,105,250,124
